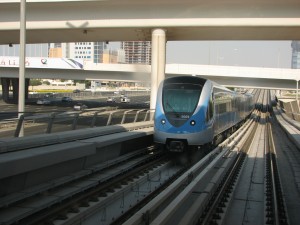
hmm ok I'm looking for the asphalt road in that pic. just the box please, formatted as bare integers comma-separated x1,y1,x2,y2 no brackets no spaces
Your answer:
0,94,150,116
0,94,151,138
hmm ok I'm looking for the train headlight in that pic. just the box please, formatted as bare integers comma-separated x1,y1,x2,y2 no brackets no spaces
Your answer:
190,120,196,126
161,119,166,125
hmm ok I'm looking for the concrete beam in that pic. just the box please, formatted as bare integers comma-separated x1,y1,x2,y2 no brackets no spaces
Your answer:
0,0,300,44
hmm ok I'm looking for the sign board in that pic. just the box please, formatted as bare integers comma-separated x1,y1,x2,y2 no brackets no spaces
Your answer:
0,57,83,69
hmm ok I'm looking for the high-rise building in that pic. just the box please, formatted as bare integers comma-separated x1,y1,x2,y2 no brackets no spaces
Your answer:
93,42,106,63
64,42,106,63
291,41,300,69
121,41,151,65
0,44,48,57
49,42,106,62
1,42,125,64
102,49,126,64
48,43,63,58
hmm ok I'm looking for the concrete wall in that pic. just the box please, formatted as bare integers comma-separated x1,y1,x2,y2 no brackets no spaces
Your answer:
0,129,153,197
279,99,300,121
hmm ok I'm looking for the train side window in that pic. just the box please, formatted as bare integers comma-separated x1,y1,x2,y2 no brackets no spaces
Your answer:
206,93,214,122
209,94,214,118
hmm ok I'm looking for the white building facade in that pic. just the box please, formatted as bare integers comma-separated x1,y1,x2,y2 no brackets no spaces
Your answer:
63,42,107,63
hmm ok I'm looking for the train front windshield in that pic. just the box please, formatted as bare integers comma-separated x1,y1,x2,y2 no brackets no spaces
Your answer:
162,83,202,114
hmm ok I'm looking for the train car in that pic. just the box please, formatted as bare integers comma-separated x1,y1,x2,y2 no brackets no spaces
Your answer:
154,76,254,152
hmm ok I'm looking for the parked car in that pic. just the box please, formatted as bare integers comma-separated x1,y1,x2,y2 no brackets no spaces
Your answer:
121,96,130,103
44,93,54,98
74,102,88,111
61,97,73,102
36,98,51,105
73,89,80,93
107,97,116,103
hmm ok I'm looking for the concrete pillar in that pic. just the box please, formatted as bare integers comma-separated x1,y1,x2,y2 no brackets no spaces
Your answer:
12,78,19,101
150,28,166,112
1,78,10,102
1,78,29,103
25,78,29,99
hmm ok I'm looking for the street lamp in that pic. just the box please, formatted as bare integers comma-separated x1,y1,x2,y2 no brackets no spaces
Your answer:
18,0,26,137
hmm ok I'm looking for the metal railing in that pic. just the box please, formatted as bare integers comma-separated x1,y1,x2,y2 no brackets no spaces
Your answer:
0,108,154,138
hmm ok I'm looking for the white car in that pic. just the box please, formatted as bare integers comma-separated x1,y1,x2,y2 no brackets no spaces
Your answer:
36,99,51,105
107,97,116,103
73,102,88,111
121,96,130,103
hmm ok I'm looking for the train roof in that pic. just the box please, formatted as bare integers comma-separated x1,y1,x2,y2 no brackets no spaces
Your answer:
165,76,252,97
164,75,207,86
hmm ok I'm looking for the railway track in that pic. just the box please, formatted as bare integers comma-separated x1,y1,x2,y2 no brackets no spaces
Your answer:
122,91,292,225
2,90,299,225
125,110,259,225
271,109,300,225
185,92,289,225
214,112,288,225
0,146,167,225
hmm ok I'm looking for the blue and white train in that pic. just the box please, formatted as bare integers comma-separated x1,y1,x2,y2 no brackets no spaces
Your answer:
154,76,254,152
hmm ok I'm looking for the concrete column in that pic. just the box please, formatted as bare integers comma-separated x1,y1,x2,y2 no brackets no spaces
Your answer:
1,78,10,102
150,28,166,111
25,78,29,99
12,78,19,101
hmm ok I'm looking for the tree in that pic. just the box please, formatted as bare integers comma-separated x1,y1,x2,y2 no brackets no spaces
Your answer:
74,80,85,84
85,80,91,88
30,79,42,86
42,80,50,85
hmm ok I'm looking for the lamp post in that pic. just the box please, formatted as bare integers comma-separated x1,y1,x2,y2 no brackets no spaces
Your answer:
18,0,26,137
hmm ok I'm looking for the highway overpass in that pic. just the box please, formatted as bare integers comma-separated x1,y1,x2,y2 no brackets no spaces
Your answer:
0,0,300,44
1,57,300,90
1,0,300,109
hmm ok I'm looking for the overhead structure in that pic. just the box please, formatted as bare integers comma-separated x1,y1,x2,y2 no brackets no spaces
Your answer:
0,0,300,109
0,0,300,44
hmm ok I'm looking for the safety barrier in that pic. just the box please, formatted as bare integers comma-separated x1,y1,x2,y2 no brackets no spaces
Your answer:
0,108,154,138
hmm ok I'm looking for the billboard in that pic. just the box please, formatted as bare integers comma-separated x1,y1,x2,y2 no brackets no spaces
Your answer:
0,57,83,69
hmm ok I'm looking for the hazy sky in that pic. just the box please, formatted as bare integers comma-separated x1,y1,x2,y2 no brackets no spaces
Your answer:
109,41,292,69
0,41,292,69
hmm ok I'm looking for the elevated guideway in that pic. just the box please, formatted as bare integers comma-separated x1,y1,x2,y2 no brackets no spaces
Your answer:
1,0,300,110
1,57,300,90
0,0,300,44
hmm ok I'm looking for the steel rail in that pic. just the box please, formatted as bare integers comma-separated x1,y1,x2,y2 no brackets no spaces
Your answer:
21,150,166,225
266,116,289,225
198,112,260,225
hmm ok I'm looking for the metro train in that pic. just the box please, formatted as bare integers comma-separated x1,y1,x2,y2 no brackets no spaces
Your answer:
154,76,254,152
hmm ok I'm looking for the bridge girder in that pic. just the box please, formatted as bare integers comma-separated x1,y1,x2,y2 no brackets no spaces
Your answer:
0,0,300,44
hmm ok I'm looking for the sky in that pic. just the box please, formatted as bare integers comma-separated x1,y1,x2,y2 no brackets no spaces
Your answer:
0,41,293,69
109,41,292,69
